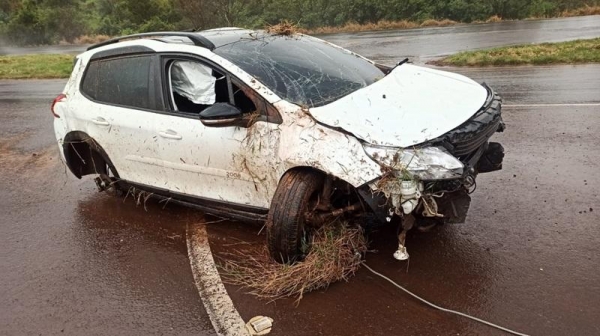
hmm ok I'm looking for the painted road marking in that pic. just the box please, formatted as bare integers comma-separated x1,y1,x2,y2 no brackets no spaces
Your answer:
186,222,248,336
504,103,600,107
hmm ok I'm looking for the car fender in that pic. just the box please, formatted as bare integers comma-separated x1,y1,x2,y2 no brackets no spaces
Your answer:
276,101,382,188
229,100,383,207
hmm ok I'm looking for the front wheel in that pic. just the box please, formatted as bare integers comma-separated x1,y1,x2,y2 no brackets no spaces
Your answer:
266,169,324,264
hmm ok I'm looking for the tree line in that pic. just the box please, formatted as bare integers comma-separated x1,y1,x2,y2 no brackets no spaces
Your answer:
1,0,598,45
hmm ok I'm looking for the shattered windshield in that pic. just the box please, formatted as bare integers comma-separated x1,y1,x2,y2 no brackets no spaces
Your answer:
212,33,384,107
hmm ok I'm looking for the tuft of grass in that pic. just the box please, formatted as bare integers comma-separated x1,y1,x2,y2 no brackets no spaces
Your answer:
433,38,600,66
0,54,74,79
485,15,503,23
219,221,367,303
266,20,300,36
420,18,458,27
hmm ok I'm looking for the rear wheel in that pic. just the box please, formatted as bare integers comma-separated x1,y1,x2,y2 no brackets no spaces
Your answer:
267,169,324,263
93,155,124,197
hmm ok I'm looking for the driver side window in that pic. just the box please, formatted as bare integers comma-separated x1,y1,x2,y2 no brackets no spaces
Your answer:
166,59,256,115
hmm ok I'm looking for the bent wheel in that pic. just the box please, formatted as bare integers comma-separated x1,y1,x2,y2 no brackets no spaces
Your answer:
95,157,123,197
266,169,324,264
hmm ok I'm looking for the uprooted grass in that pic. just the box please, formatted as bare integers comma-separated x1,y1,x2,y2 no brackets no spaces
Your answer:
219,221,367,303
265,20,300,36
433,37,600,66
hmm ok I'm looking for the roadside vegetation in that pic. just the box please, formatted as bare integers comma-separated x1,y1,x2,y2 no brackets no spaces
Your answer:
0,0,599,46
434,38,600,66
0,54,74,79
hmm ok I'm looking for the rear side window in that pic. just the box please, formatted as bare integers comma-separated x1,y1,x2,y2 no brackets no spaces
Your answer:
81,56,153,109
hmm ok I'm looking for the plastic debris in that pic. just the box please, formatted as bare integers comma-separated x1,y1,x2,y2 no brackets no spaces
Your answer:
245,316,274,335
393,245,410,260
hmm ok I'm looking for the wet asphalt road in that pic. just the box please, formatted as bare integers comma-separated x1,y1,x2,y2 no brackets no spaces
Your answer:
0,83,214,334
2,16,600,336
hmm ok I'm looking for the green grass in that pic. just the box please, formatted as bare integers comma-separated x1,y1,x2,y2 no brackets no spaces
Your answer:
435,38,600,66
0,54,74,79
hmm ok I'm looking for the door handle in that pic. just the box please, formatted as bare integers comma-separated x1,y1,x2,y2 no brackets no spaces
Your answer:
91,117,110,126
158,130,182,140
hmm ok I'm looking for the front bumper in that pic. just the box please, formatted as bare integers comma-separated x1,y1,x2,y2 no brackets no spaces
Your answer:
359,85,505,224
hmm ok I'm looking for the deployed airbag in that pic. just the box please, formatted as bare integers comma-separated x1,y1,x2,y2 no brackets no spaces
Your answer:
171,61,216,105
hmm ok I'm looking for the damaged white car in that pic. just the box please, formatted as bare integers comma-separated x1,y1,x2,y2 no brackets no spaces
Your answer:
52,29,505,263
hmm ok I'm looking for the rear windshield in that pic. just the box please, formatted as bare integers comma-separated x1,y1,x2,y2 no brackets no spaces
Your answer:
212,34,384,107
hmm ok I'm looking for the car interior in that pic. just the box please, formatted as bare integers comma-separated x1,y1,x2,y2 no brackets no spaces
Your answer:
168,60,256,115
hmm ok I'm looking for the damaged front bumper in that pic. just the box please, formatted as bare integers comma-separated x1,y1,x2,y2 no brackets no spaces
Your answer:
359,86,504,224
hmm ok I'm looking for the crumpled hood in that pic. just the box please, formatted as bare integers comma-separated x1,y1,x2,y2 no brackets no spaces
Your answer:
308,64,488,147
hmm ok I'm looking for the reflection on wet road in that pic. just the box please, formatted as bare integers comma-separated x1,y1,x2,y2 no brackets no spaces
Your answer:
451,64,600,104
2,16,600,335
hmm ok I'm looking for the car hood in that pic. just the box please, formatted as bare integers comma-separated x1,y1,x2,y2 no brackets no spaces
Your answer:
308,64,488,148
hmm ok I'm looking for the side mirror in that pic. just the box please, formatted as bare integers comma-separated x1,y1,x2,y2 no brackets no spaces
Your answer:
199,103,245,128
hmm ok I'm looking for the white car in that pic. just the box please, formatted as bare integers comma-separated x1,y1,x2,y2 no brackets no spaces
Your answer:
52,29,505,263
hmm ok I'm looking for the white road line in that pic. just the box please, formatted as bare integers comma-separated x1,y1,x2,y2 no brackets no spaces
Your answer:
504,103,600,107
186,223,248,336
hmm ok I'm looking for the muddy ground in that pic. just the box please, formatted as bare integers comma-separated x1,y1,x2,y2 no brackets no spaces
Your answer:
1,63,599,335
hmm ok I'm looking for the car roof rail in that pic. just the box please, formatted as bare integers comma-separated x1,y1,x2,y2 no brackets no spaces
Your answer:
87,32,216,51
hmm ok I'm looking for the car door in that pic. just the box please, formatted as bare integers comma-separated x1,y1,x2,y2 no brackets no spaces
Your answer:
154,55,281,209
72,54,168,187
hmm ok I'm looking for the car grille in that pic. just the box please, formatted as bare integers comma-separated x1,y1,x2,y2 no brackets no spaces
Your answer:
452,117,501,157
439,86,503,159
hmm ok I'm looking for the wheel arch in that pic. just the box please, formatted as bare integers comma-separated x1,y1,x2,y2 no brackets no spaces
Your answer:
278,165,356,190
278,165,366,207
62,131,117,179
278,165,388,223
279,166,327,180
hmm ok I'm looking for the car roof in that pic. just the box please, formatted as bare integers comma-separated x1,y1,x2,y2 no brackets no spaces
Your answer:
86,28,264,52
196,28,257,48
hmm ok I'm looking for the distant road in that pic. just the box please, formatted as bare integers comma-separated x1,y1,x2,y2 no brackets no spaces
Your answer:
325,15,600,64
0,43,87,56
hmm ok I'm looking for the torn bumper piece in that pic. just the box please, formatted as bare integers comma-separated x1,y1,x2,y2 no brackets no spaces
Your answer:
358,179,472,224
357,139,503,224
358,140,503,224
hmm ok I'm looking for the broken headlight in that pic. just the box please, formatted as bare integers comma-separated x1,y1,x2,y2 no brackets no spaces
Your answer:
362,145,464,180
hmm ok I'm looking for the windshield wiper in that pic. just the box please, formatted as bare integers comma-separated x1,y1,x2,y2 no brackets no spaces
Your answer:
392,58,409,70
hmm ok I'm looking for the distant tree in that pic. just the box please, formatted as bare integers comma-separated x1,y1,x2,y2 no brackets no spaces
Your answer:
175,0,245,30
3,0,85,44
94,0,181,35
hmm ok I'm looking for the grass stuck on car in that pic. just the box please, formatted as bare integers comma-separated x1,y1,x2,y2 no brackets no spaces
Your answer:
52,28,505,263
